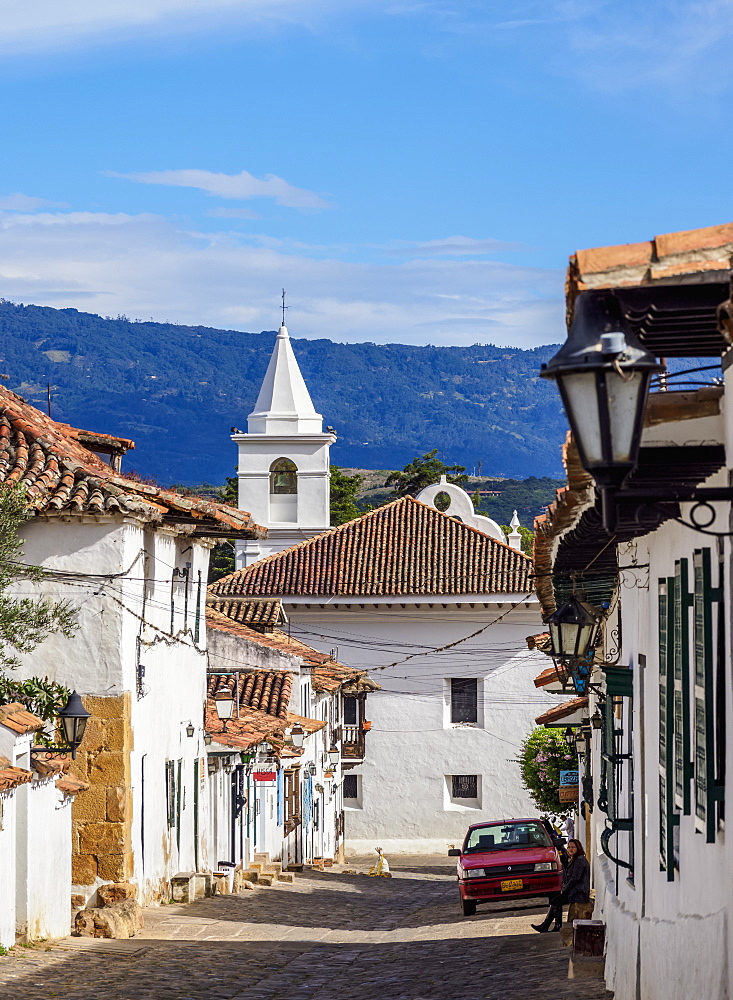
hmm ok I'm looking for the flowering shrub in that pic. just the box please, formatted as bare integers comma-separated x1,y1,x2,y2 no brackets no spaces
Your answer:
518,727,577,814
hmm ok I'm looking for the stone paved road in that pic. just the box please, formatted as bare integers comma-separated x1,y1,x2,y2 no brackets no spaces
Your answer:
0,857,612,1000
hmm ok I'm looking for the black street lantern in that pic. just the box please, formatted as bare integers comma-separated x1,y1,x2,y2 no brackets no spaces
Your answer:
58,691,91,759
546,596,602,663
541,290,662,531
563,726,575,748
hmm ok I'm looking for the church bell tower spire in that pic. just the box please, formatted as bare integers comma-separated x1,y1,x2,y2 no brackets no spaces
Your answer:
231,299,336,568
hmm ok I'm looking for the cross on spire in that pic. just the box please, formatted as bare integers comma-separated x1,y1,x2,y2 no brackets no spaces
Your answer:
281,288,288,326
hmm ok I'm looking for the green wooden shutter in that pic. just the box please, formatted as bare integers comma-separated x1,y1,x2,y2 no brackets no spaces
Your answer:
673,559,693,814
693,548,723,842
658,577,678,877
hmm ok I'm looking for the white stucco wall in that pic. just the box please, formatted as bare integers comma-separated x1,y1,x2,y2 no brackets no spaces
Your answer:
0,789,17,948
18,779,73,941
12,516,215,904
285,598,552,853
590,510,732,1000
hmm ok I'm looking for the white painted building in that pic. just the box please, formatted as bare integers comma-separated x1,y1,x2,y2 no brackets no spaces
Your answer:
0,703,85,945
214,339,554,853
205,602,375,865
0,386,264,909
532,224,733,1000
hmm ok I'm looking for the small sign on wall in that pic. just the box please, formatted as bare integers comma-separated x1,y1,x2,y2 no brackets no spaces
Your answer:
559,769,579,804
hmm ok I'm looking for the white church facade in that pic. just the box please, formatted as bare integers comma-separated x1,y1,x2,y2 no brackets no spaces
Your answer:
216,320,555,853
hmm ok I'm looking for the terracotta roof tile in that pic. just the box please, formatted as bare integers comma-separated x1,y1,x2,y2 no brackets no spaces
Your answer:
32,754,69,777
55,774,89,795
0,386,264,537
535,696,588,726
206,597,286,631
0,702,46,734
533,665,561,688
526,632,552,654
204,702,325,753
206,607,366,692
0,756,33,791
208,670,292,719
569,221,733,294
210,496,532,599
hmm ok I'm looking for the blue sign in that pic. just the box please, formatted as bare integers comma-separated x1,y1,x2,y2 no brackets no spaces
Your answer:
560,770,579,787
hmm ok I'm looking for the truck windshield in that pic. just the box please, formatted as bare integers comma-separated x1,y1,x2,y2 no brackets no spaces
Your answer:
463,822,552,853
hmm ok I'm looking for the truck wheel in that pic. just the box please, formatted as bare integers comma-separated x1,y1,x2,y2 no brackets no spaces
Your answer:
462,899,477,916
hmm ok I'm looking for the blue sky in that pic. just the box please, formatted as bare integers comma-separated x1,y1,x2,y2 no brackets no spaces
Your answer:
1,0,732,347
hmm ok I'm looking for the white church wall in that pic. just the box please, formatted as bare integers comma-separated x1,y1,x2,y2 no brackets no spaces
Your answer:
286,600,554,853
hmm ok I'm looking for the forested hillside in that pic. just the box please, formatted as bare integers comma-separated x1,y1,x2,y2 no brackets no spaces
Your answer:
0,299,568,483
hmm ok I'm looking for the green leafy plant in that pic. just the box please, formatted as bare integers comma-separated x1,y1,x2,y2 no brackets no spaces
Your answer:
518,727,577,814
0,484,77,672
0,675,70,745
385,450,468,498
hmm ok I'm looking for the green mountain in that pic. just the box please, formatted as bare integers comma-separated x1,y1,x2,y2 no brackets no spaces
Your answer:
0,299,568,483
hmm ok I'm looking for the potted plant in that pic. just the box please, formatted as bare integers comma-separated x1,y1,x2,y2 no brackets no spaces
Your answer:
362,720,372,731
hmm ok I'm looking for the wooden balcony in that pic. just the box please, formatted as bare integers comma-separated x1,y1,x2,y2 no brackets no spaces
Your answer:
341,725,366,760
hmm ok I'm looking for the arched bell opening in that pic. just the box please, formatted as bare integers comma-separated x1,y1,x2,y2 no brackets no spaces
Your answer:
269,458,298,523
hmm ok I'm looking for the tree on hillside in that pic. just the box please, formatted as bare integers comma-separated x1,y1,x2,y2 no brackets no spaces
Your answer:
0,484,77,729
385,450,468,498
330,466,365,526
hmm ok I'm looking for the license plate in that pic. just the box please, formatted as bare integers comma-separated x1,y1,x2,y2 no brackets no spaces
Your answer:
500,879,523,891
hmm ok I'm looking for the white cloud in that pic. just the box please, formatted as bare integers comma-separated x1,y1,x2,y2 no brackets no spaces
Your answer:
0,193,65,211
207,207,262,220
0,209,563,347
386,235,526,257
0,0,378,55
111,168,331,211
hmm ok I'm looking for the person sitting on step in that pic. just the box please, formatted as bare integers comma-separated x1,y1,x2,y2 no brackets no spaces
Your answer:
531,838,590,933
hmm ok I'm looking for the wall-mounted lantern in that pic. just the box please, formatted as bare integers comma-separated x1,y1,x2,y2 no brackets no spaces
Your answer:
546,596,603,663
541,291,661,532
37,691,91,760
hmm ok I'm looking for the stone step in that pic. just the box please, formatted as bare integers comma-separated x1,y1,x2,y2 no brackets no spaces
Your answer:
263,863,283,874
242,870,260,884
252,852,270,865
248,863,265,873
277,872,294,884
258,874,275,887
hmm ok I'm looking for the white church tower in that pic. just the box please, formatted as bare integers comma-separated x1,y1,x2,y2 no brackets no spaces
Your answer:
231,321,336,568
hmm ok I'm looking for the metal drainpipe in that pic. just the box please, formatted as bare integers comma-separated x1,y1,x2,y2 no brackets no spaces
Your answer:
637,652,647,1000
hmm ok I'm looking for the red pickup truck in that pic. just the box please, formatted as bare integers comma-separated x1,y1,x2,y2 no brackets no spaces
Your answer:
449,817,563,916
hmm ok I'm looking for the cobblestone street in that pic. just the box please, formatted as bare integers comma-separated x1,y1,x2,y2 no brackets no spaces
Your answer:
0,858,612,1000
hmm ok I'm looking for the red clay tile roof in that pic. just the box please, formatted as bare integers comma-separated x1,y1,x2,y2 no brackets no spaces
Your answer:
204,698,325,753
0,702,45,734
55,774,89,795
209,496,532,598
526,632,552,654
535,696,588,726
569,222,733,293
206,598,286,631
206,607,368,693
32,754,69,777
0,756,33,791
0,386,264,537
208,670,293,719
533,665,561,688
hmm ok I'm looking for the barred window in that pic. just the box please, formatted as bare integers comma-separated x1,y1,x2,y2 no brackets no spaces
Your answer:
343,774,358,799
452,774,478,799
450,678,478,724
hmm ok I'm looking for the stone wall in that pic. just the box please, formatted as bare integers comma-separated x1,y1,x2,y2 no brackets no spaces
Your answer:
72,694,133,887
